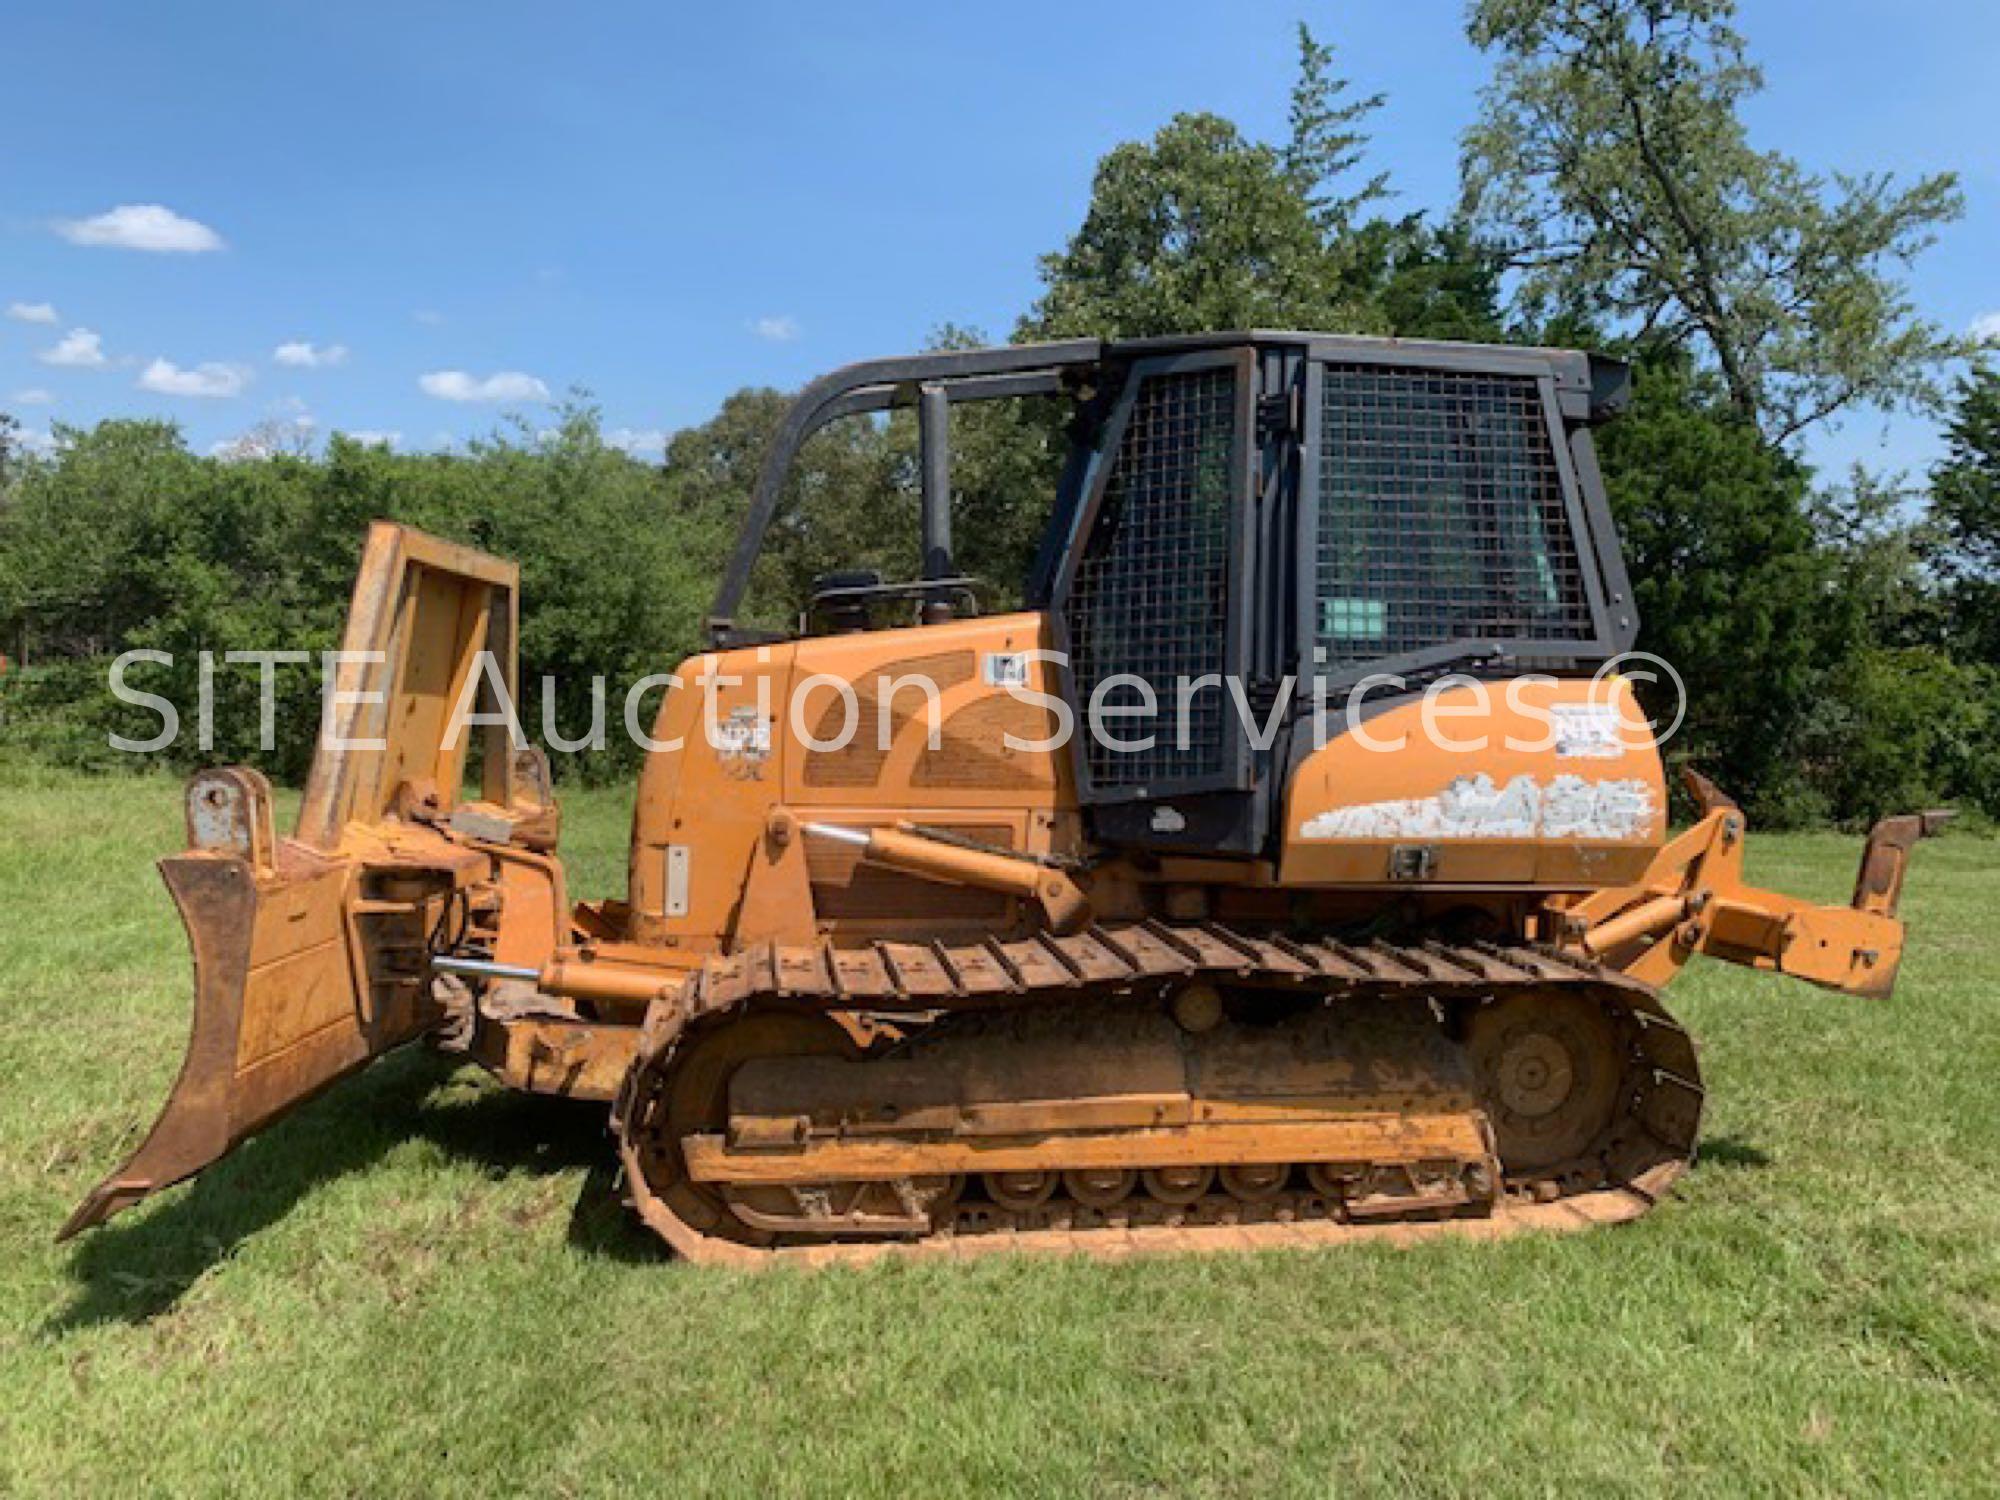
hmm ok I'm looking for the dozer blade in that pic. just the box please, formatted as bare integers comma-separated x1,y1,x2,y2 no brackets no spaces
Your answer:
63,523,527,1238
61,834,406,1237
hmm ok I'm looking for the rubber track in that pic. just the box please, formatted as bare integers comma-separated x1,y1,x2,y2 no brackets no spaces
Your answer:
615,923,1705,1268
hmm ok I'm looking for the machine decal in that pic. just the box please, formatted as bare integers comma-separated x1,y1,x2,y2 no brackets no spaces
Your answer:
982,651,1029,688
712,706,771,778
1298,773,1658,842
1550,702,1630,759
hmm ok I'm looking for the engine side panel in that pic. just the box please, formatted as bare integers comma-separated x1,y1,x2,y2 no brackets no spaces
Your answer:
625,613,1073,951
1281,674,1666,889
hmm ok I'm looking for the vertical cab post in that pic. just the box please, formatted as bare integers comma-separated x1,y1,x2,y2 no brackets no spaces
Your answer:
919,382,954,625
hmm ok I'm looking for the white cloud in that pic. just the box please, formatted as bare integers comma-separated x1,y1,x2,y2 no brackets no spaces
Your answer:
418,369,549,403
1971,312,2000,345
605,426,668,458
39,328,106,367
138,358,251,398
11,388,53,405
56,203,225,253
751,315,801,343
273,340,348,369
413,309,445,327
339,429,401,449
6,301,58,324
14,426,56,455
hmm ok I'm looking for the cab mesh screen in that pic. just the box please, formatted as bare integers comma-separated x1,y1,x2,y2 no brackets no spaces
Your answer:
1316,364,1593,666
1064,366,1237,793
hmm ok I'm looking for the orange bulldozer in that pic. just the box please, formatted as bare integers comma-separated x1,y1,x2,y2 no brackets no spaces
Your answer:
64,333,1946,1264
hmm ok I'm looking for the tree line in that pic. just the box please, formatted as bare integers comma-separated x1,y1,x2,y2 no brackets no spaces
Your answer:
2,0,1995,825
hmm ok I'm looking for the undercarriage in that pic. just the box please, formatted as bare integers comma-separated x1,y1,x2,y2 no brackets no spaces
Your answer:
613,925,1704,1265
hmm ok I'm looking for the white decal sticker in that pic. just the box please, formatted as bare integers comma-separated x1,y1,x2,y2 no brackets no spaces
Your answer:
983,652,1029,688
1551,702,1628,759
714,706,771,778
1298,774,1657,842
1150,805,1187,834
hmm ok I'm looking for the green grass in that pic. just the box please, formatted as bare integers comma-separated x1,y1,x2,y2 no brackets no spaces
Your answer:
2,760,1996,1497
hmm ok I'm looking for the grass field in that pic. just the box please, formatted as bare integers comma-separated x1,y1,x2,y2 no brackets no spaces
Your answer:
2,759,1996,1496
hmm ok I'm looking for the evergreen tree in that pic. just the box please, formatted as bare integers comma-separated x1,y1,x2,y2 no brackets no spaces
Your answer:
1929,369,2000,663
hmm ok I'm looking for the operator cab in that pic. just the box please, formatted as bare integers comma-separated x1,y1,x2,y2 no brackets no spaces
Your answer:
710,332,1639,856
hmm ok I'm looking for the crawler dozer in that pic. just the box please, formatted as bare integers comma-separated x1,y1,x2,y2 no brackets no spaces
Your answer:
64,333,1945,1264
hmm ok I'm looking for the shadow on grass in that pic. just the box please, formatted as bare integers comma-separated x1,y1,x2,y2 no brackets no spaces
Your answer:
57,1058,1766,1326
1696,1134,1773,1170
51,1046,660,1331
566,1160,673,1264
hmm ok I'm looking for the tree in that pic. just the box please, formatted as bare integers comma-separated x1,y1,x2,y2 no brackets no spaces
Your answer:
1345,216,1509,343
0,409,721,782
1024,110,1364,341
0,419,202,660
659,388,909,627
1026,28,1505,346
1462,0,1964,445
213,416,317,462
1928,369,2000,664
1808,466,1944,651
1283,24,1391,233
1592,353,1842,818
0,412,20,490
1795,643,2000,824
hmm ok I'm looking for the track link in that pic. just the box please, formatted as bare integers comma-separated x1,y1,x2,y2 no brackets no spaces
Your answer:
612,924,1704,1266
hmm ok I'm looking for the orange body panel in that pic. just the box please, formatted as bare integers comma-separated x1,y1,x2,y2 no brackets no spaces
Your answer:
1281,675,1664,889
626,612,1071,952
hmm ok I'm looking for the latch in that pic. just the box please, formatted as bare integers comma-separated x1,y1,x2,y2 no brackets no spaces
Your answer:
1387,844,1438,881
1257,388,1302,441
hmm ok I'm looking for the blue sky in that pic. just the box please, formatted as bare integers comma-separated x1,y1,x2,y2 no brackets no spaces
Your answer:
4,0,1994,475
